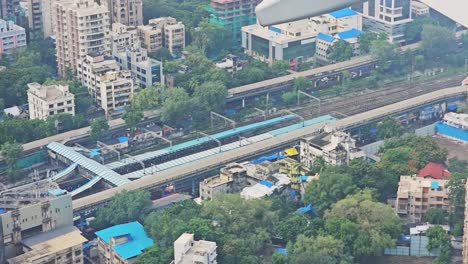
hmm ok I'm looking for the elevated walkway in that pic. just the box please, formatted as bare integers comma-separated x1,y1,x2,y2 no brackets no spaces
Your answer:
50,163,77,182
70,176,101,197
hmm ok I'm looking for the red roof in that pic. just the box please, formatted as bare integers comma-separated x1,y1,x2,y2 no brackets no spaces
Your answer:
417,162,451,179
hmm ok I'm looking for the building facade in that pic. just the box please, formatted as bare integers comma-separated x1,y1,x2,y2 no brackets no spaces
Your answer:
0,180,73,259
26,0,42,38
105,0,142,27
96,221,153,264
138,17,185,54
300,131,363,168
173,233,217,264
54,0,110,76
0,0,20,21
97,70,135,117
110,22,138,54
315,28,363,63
27,82,75,120
0,19,26,54
113,45,163,88
241,8,362,64
357,0,413,43
207,0,261,42
394,175,449,223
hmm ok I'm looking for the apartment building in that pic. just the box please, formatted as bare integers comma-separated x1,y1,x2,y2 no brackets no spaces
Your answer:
54,0,110,77
394,175,449,223
110,22,138,54
97,70,135,117
0,180,74,259
96,221,153,264
356,0,413,43
138,17,185,54
300,131,364,168
207,0,262,41
7,225,87,264
26,0,42,37
27,82,75,120
0,19,26,54
41,0,55,38
105,0,142,26
114,45,163,88
241,8,362,64
173,233,217,264
0,0,20,21
315,28,363,63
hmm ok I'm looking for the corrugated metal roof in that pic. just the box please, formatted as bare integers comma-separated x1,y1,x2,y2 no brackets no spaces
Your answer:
95,222,153,260
70,176,101,197
47,142,130,187
336,28,363,40
317,32,335,42
329,8,358,18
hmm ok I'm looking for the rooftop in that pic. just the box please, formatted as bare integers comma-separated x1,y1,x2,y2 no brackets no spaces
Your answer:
329,8,358,19
95,221,154,260
317,32,335,42
417,162,451,179
335,28,362,39
175,233,217,264
8,226,87,264
27,83,73,101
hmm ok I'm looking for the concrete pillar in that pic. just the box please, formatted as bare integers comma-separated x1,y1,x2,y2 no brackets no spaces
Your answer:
242,98,245,108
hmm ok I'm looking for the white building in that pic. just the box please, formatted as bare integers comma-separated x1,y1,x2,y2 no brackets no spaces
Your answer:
110,23,138,54
138,17,185,54
0,180,74,259
357,0,413,43
27,82,75,120
0,19,26,55
315,28,363,63
300,131,364,167
241,8,362,64
173,233,217,264
113,45,163,88
411,0,430,17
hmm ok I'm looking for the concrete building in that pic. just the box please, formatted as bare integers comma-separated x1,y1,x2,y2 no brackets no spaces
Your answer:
110,22,138,54
113,45,163,88
0,19,26,54
411,0,430,17
95,221,154,264
356,0,413,43
27,82,75,120
315,28,363,63
138,17,185,54
207,0,261,42
7,225,87,264
300,131,363,168
96,70,135,117
241,8,362,64
41,0,55,38
173,233,217,264
0,180,74,259
77,53,120,95
0,0,20,21
54,0,110,77
26,0,42,38
105,0,142,27
394,175,449,223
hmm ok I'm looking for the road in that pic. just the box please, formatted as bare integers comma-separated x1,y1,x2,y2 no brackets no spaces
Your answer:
72,85,468,215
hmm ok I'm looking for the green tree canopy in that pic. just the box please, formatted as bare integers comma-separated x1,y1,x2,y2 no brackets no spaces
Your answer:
328,40,353,62
149,48,173,61
377,116,404,139
359,32,387,54
92,190,152,230
421,24,457,61
271,60,290,77
370,39,398,71
123,108,144,132
282,91,297,106
193,81,228,113
160,87,192,125
1,142,23,182
424,208,447,224
287,234,353,264
90,117,109,141
292,76,312,91
404,16,437,43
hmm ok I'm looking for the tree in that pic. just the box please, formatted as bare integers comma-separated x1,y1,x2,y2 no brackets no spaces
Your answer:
404,16,437,43
328,40,353,62
191,20,232,56
132,85,164,110
90,117,109,141
235,67,268,86
288,234,353,264
370,39,397,71
421,24,456,61
282,91,297,106
149,48,173,61
377,116,404,139
325,190,402,258
359,32,387,54
134,245,173,264
424,208,447,224
273,213,314,242
303,168,357,214
91,190,152,230
426,226,448,251
292,76,312,91
123,108,144,132
1,142,23,182
271,60,289,77
193,81,228,113
160,87,192,125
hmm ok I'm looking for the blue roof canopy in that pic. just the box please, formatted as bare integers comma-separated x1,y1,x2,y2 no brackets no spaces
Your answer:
95,222,154,260
336,28,363,39
317,32,335,42
431,181,440,189
329,8,358,18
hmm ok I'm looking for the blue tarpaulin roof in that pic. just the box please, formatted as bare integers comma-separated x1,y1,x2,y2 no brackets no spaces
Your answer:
436,122,468,142
329,8,358,18
299,175,308,182
447,104,458,112
275,247,288,256
260,180,274,188
251,153,285,164
0,208,6,214
289,190,296,198
431,181,440,189
296,204,318,215
95,222,154,260
117,136,129,143
90,148,101,157
317,32,335,42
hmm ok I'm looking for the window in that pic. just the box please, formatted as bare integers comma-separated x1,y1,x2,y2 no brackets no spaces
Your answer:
49,104,54,108
75,250,81,256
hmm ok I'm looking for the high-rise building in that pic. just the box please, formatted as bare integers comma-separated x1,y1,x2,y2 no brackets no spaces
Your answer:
137,17,185,54
54,0,110,76
26,0,43,37
110,22,138,53
356,0,413,43
0,0,20,21
0,19,26,54
207,0,262,42
105,0,142,27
